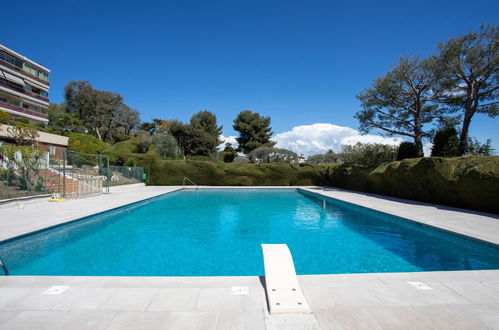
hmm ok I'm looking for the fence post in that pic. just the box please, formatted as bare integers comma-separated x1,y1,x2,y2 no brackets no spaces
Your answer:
63,150,67,198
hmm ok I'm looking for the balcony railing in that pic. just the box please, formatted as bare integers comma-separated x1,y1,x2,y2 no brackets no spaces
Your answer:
0,101,48,120
0,60,50,86
0,79,49,103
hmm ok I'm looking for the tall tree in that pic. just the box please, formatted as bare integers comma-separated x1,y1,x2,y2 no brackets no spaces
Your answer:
233,110,276,154
355,57,441,157
93,91,124,141
114,105,141,135
433,24,498,155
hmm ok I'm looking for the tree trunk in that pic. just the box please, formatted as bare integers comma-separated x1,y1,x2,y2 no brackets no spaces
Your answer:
95,127,102,141
458,84,478,155
413,106,424,157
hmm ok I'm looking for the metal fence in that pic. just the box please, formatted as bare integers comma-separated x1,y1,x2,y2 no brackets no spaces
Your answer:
108,166,145,186
0,152,58,200
0,148,144,201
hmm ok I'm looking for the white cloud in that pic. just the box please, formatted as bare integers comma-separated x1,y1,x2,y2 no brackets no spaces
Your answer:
274,123,403,157
219,135,238,151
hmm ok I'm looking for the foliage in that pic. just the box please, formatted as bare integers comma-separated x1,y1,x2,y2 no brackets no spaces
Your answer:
169,112,222,157
47,103,83,132
139,118,163,133
0,144,46,191
233,157,250,164
152,133,180,158
465,137,495,156
221,143,237,162
0,110,9,124
355,57,442,156
134,138,152,154
6,125,40,146
396,142,418,160
307,150,341,164
431,126,459,157
63,81,141,141
248,147,299,164
433,24,498,155
67,132,109,154
222,152,236,162
140,159,329,186
329,156,499,214
113,134,131,143
233,110,276,154
340,142,398,168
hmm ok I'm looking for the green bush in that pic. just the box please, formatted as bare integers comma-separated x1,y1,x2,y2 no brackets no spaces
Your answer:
329,156,499,214
248,147,299,164
222,151,236,163
431,126,459,157
140,160,329,186
341,142,398,168
113,134,131,143
67,133,109,154
397,142,418,160
233,157,250,164
104,137,148,165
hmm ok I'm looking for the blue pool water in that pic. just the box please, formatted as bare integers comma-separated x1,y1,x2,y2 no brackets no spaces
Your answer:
1,189,499,276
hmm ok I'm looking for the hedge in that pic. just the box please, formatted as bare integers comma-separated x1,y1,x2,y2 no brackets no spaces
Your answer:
138,157,329,186
328,156,499,214
139,156,499,213
67,133,109,154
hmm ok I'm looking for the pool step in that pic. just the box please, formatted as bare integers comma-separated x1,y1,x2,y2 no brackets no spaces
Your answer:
261,244,311,314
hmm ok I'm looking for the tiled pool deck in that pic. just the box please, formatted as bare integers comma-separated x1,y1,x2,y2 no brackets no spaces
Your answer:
1,185,498,329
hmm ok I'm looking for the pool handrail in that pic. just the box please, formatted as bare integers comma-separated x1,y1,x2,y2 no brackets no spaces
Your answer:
183,177,198,190
0,258,8,276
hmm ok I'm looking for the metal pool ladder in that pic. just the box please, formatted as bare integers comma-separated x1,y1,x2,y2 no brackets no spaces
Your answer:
183,177,199,190
0,258,8,276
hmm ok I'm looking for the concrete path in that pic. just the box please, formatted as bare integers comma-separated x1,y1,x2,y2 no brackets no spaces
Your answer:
0,270,498,329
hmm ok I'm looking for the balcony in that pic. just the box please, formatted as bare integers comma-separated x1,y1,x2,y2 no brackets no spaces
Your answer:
0,79,49,104
0,60,50,87
0,101,48,120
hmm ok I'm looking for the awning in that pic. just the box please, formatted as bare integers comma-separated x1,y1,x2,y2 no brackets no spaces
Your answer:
0,70,25,86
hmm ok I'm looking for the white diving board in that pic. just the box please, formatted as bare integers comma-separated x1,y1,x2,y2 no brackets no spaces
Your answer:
261,244,311,314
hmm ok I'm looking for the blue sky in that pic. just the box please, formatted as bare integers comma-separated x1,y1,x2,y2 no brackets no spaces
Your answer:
2,0,498,154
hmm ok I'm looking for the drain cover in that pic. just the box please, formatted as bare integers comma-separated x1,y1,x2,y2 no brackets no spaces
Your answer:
407,281,433,290
42,285,70,295
231,286,249,295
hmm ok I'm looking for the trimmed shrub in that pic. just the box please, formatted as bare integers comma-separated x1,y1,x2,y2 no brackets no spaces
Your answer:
67,133,109,154
222,152,236,163
329,156,499,214
139,160,329,186
431,126,459,157
396,142,418,160
113,134,131,143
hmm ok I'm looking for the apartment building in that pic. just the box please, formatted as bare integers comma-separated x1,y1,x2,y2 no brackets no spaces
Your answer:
0,44,50,124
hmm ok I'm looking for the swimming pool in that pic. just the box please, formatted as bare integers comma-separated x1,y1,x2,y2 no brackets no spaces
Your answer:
1,188,498,276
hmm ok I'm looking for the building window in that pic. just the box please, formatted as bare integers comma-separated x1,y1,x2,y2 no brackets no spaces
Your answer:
0,97,6,103
49,146,56,156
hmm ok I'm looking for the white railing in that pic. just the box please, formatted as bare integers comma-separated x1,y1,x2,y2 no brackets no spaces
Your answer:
182,177,198,190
